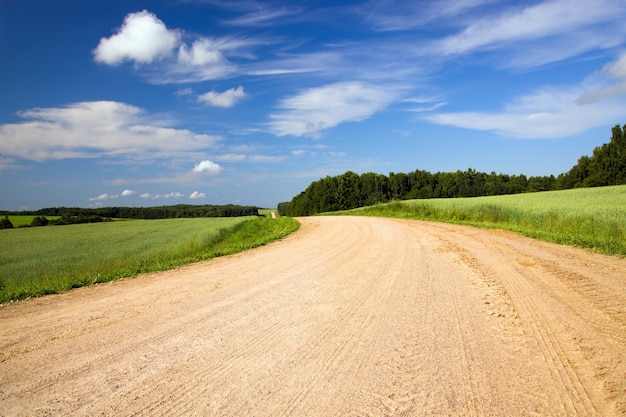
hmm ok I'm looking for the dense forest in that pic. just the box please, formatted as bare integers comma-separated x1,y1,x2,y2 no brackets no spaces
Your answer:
0,204,259,228
279,123,626,216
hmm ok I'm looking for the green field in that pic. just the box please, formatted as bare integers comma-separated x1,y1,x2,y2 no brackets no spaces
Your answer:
332,185,626,256
5,215,62,227
0,216,300,302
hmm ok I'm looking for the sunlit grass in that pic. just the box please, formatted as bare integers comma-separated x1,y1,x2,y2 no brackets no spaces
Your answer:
0,216,300,302
329,185,626,256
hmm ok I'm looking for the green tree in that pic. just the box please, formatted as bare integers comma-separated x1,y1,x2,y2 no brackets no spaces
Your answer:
584,123,626,187
30,216,49,227
0,216,14,229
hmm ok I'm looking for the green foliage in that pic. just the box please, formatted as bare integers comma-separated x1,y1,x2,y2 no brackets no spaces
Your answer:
0,216,13,229
283,123,626,216
331,185,626,256
30,216,49,227
283,169,534,216
0,216,299,302
7,204,260,219
48,214,112,225
556,123,626,188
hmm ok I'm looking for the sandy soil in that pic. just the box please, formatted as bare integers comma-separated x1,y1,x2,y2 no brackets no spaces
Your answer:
1,216,625,416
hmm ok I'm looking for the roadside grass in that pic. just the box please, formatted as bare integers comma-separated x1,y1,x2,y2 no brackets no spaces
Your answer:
328,185,626,257
0,216,300,302
257,208,278,217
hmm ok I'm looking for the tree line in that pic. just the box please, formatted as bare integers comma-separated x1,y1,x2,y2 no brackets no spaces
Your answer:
279,123,626,216
0,204,260,229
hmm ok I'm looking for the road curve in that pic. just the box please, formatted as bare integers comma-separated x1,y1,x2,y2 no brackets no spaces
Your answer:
1,216,625,416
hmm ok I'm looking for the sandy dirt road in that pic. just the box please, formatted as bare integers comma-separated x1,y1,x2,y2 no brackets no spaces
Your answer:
1,216,625,416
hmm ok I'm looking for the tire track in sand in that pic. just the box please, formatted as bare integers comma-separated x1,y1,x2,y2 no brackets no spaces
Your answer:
1,216,624,416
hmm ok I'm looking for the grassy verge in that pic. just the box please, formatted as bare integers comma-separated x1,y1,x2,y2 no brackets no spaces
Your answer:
329,185,626,257
0,216,300,302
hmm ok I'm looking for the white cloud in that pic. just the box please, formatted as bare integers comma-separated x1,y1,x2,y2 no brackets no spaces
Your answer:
89,193,118,202
174,87,193,97
216,153,246,162
361,0,491,31
140,192,184,199
605,53,626,78
192,160,223,174
178,38,226,66
189,191,206,199
577,52,626,104
427,83,626,139
224,6,303,26
427,0,626,70
121,189,134,196
198,86,247,107
426,52,626,138
248,155,286,163
438,0,624,55
0,101,220,162
93,10,180,66
268,82,395,137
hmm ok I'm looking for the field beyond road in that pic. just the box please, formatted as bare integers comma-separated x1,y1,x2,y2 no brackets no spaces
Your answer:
1,216,624,416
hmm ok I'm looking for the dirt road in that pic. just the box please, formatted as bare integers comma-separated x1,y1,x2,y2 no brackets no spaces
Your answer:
1,216,625,416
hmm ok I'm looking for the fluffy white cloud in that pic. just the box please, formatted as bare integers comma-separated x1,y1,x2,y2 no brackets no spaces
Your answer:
198,86,247,107
0,101,220,162
93,10,180,65
268,82,395,137
178,38,225,66
192,160,223,174
189,191,206,199
121,189,134,196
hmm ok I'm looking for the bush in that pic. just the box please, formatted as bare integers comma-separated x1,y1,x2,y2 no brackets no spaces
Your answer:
0,216,14,229
30,216,49,227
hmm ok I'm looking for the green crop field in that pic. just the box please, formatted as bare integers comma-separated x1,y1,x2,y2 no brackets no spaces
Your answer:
6,215,62,227
333,185,626,256
0,216,299,302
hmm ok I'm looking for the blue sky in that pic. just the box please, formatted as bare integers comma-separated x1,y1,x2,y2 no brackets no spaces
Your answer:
2,0,626,210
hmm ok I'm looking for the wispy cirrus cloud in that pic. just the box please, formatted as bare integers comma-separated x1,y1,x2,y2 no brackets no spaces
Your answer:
268,81,396,138
426,53,626,138
431,0,626,69
359,0,491,31
437,0,624,54
0,101,220,162
223,5,304,26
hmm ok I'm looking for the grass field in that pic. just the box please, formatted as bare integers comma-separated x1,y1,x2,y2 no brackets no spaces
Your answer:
0,216,300,302
5,215,62,227
331,185,626,256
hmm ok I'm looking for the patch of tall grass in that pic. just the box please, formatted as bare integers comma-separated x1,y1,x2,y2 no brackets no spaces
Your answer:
332,185,626,256
0,216,299,302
